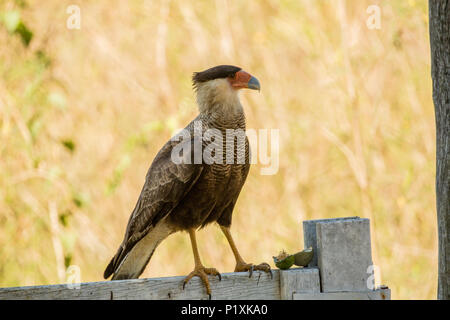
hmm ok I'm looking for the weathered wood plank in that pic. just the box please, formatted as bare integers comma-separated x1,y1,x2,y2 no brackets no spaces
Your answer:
279,268,320,300
0,269,316,300
293,288,391,300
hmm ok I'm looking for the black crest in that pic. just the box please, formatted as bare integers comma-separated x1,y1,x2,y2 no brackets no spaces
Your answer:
192,65,241,87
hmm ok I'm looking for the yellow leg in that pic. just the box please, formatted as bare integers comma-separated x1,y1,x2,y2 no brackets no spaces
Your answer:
220,226,272,278
189,228,203,267
182,229,221,297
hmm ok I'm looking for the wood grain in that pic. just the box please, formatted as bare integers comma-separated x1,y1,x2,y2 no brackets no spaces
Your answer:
0,269,320,300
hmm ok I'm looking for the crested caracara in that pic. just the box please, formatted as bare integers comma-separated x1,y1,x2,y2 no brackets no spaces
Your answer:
103,65,271,297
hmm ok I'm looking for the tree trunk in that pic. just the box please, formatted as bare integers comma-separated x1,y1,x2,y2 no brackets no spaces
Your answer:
429,0,450,300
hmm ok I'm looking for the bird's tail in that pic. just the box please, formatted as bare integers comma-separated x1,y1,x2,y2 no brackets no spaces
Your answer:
103,220,174,280
103,246,123,279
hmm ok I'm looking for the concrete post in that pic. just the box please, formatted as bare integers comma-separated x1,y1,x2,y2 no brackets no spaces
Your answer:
303,217,374,292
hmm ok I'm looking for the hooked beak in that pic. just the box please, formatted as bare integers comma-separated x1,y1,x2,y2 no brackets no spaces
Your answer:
247,76,260,91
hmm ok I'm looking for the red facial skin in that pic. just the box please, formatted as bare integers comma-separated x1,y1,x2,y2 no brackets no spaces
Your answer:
228,70,253,90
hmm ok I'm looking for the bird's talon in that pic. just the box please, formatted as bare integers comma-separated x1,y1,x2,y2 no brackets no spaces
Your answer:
254,262,272,279
182,266,220,297
236,261,272,278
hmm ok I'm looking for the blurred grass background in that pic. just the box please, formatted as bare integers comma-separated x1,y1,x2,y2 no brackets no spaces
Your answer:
0,0,436,299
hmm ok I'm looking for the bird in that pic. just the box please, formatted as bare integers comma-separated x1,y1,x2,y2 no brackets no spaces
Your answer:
103,65,271,296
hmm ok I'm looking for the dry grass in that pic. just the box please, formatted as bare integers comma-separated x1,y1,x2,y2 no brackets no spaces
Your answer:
0,0,436,299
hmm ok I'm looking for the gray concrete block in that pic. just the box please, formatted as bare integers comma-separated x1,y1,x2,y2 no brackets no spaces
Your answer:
303,217,360,267
303,217,374,292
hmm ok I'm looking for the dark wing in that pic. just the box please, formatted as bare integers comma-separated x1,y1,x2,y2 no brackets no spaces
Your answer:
103,138,203,279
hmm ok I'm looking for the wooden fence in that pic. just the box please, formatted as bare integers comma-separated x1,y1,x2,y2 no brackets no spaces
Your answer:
0,217,390,300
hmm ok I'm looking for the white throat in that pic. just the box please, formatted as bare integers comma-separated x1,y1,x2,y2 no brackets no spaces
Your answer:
195,78,243,116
